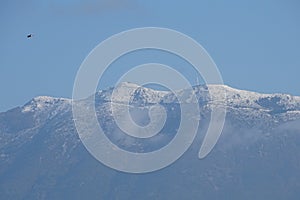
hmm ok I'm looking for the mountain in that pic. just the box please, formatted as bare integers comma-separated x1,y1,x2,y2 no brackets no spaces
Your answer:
0,83,300,200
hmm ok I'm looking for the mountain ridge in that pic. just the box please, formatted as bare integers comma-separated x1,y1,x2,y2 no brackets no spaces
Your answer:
7,83,300,114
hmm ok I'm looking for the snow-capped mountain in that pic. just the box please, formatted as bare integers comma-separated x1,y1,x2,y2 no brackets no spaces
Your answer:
0,83,300,200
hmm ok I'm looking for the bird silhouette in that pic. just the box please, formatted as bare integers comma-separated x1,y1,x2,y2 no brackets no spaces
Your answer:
27,34,33,38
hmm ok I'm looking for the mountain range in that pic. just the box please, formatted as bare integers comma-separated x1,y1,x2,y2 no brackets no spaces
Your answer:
1,83,300,200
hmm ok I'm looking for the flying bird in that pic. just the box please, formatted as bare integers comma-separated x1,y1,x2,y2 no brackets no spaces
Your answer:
27,34,33,38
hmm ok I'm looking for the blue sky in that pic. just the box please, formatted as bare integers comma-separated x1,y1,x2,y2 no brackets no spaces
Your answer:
0,0,299,111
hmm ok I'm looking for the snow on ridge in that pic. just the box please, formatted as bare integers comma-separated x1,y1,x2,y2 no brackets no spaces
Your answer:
97,82,169,104
20,83,300,113
22,96,71,113
207,84,300,108
94,83,300,116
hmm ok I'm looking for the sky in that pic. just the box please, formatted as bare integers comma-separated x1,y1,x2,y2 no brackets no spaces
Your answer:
0,0,300,112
